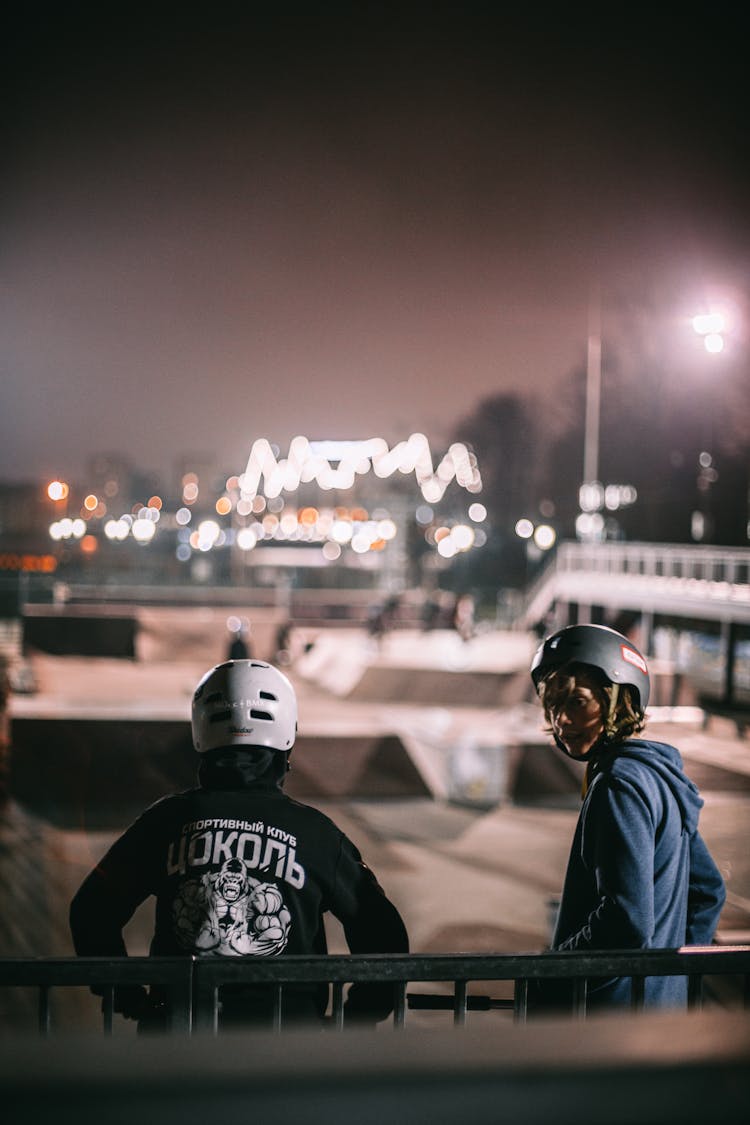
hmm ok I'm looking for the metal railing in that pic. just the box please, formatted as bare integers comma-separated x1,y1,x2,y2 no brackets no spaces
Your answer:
519,541,750,630
0,956,193,1035
2,947,749,1035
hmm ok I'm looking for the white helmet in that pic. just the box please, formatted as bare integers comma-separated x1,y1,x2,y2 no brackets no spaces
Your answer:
192,660,297,754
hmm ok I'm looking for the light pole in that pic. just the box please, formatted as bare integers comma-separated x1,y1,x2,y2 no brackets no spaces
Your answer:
689,305,731,541
577,290,640,542
583,288,602,490
577,287,605,542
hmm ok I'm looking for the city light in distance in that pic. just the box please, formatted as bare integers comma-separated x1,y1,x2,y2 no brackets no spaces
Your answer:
131,517,156,543
104,517,131,541
40,434,487,570
515,517,556,551
49,518,86,540
47,480,69,502
533,524,556,550
238,434,482,504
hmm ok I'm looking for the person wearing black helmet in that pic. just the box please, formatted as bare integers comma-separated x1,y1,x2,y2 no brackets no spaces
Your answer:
530,623,725,1010
70,659,409,1030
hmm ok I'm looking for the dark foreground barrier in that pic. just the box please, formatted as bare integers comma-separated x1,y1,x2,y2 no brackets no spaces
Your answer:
2,1009,750,1125
1,947,749,1036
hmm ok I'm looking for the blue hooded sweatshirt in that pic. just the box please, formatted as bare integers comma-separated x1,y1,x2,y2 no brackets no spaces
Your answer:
551,737,726,1008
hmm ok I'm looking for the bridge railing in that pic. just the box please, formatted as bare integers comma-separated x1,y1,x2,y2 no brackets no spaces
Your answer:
2,947,749,1035
518,541,750,631
556,542,750,586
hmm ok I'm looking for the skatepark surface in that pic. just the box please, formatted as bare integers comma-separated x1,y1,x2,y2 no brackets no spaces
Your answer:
2,624,750,1032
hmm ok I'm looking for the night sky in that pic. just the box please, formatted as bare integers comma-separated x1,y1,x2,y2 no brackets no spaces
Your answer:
4,6,748,486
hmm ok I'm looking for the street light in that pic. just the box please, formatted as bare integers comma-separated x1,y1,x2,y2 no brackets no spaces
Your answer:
47,480,69,502
689,305,733,541
692,311,727,354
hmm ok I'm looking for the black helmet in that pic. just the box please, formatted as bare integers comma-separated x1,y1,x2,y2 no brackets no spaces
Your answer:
530,623,650,712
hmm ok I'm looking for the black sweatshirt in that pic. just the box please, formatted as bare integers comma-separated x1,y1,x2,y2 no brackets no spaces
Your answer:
70,778,409,1023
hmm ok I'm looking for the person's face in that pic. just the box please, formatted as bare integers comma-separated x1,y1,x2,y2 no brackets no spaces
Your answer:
544,670,606,760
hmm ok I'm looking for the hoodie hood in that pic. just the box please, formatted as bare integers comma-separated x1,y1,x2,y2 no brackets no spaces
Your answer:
592,738,703,834
197,747,288,792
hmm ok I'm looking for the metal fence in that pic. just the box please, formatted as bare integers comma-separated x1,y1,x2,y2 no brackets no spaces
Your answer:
520,540,750,630
2,947,749,1035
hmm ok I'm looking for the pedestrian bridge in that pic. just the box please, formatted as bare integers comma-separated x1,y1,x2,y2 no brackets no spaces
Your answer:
515,541,750,706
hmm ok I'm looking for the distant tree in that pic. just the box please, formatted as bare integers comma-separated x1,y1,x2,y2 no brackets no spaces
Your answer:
455,392,541,525
449,286,750,583
594,292,750,546
450,391,549,587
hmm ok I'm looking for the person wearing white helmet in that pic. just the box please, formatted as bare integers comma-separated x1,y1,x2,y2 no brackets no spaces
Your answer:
529,623,725,1010
70,660,409,1029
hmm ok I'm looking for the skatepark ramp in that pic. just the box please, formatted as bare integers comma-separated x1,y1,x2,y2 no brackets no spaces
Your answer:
9,717,430,829
295,628,537,707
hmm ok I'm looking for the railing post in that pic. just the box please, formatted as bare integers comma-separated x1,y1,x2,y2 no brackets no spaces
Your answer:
687,974,703,1010
37,985,51,1036
453,980,467,1027
192,970,219,1036
102,985,114,1036
630,976,645,1011
271,984,283,1033
331,981,345,1030
166,960,194,1035
393,982,406,1029
513,978,529,1024
572,978,588,1019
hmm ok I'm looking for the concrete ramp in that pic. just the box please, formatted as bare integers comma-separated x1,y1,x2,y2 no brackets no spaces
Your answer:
9,718,429,830
347,665,531,707
9,718,198,829
295,628,537,707
287,733,431,801
510,743,585,804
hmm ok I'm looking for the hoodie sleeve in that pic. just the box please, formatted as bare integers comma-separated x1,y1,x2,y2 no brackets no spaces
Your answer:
556,775,656,951
328,833,409,1022
69,804,162,957
686,831,726,944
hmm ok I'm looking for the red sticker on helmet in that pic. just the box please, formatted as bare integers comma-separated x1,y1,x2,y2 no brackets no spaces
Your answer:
621,645,648,675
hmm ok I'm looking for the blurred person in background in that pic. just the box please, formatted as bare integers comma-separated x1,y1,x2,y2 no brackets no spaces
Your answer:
226,622,252,660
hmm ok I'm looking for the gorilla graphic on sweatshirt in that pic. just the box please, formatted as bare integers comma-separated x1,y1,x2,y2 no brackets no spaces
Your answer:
173,856,291,955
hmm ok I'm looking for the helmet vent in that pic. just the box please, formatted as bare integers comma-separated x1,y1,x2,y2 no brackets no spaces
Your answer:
205,691,225,705
250,708,273,721
259,691,276,701
209,710,231,723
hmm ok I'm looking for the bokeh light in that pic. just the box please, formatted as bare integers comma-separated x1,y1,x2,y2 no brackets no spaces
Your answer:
47,481,69,502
